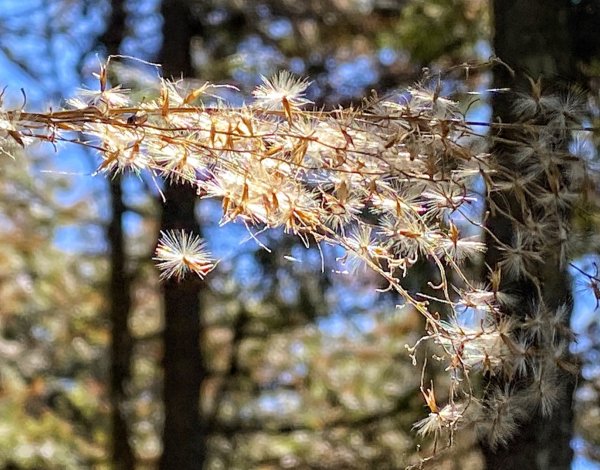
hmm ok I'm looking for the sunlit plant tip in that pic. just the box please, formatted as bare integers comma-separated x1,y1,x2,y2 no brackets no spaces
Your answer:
154,229,216,281
252,70,312,110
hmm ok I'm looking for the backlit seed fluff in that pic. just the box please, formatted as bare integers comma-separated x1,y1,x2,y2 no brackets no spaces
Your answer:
154,229,216,281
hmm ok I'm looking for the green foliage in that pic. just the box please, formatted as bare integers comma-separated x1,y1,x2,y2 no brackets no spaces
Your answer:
0,155,109,467
395,0,489,65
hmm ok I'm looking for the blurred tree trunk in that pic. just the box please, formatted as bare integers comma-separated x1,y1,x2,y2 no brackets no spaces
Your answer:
482,1,576,469
158,1,206,469
99,1,135,469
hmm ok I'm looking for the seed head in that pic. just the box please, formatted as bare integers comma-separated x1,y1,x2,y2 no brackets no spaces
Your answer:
154,230,216,281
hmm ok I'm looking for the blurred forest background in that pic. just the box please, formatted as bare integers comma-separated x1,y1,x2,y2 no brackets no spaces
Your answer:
0,0,600,469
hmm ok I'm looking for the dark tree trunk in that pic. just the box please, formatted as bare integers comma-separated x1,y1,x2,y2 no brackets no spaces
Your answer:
482,2,576,469
158,190,206,470
107,176,135,470
158,1,207,469
99,1,135,468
